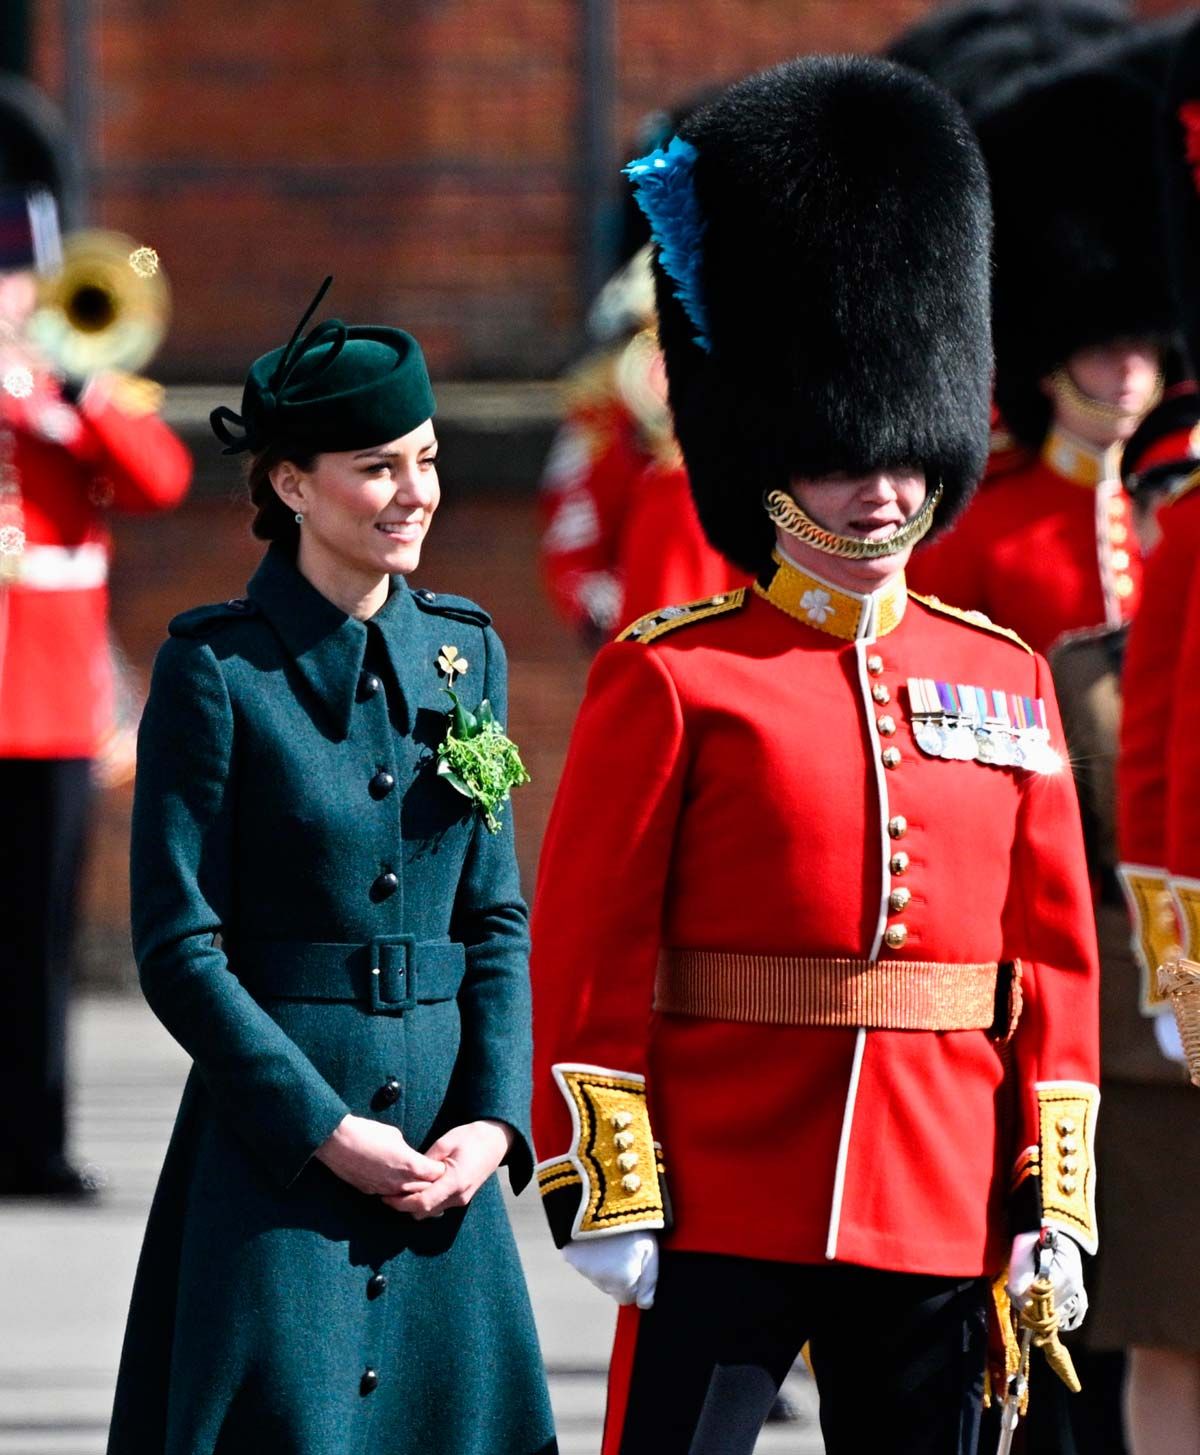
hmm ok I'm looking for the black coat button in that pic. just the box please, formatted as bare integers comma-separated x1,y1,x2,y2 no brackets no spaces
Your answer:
367,1272,388,1299
375,1076,401,1109
359,672,382,698
361,1367,379,1395
369,770,395,800
372,870,398,900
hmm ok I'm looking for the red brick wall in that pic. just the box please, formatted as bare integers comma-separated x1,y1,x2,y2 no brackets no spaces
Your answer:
29,1,1184,381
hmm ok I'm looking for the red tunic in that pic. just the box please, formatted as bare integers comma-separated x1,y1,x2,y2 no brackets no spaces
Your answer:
538,333,741,639
531,555,1100,1278
615,461,745,629
0,378,191,758
909,428,1141,656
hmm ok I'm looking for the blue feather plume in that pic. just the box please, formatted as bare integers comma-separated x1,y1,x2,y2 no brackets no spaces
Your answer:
623,136,712,353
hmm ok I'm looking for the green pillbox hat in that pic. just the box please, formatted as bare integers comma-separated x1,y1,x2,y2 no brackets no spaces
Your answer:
211,277,436,456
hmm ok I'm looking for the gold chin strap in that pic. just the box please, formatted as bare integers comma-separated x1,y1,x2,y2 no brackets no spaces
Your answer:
1049,366,1164,429
764,482,944,560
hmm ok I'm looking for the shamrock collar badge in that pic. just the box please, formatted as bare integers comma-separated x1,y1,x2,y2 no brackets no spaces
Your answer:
435,644,530,833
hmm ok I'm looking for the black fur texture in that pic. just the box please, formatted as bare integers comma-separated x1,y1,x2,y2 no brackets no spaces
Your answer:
980,38,1179,450
885,0,1130,120
655,55,993,575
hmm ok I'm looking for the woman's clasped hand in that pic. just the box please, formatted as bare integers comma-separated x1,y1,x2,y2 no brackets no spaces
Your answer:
315,1114,514,1219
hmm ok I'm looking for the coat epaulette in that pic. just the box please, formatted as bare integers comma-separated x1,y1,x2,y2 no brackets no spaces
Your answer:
617,588,748,644
409,587,492,628
168,599,260,639
910,592,1033,655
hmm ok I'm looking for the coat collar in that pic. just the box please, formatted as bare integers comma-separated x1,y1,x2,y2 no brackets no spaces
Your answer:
247,544,425,738
755,548,907,641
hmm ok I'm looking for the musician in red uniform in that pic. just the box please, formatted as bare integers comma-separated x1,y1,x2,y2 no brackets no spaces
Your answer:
0,107,191,1198
909,47,1176,655
531,57,1099,1455
537,248,742,642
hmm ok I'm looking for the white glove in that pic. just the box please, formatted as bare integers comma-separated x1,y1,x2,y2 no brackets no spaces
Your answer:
562,1230,659,1309
1007,1230,1088,1333
1155,1009,1187,1065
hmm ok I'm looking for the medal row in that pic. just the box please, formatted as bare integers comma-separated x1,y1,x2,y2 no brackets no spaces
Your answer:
905,678,1062,775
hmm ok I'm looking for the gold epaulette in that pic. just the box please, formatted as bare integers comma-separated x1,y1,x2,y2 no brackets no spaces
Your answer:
617,588,747,645
1035,1081,1099,1254
910,592,1033,655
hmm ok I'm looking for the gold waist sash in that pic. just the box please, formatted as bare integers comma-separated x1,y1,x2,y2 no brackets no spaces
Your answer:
655,949,1007,1031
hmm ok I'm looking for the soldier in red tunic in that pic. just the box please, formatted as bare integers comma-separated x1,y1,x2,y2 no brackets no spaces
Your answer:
530,56,1099,1455
908,43,1177,656
0,96,191,1198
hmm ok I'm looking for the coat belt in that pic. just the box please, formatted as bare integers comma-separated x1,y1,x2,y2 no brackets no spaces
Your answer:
230,936,467,1014
655,949,1020,1033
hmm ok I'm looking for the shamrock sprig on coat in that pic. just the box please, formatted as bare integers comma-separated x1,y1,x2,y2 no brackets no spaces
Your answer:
435,645,530,832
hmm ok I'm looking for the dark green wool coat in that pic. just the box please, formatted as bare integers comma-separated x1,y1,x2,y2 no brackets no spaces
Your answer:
107,544,555,1455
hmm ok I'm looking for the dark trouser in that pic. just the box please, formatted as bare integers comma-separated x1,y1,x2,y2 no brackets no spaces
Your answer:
609,1251,989,1455
0,758,92,1180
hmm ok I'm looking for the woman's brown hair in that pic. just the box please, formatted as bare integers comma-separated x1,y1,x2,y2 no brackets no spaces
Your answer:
244,444,318,543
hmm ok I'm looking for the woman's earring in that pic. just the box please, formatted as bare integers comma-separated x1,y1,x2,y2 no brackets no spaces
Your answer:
294,512,304,525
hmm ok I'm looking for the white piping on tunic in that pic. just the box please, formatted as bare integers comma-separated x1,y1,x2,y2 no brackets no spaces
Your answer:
825,607,896,1259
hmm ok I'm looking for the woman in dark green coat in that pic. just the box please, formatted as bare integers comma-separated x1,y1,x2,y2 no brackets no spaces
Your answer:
107,283,556,1455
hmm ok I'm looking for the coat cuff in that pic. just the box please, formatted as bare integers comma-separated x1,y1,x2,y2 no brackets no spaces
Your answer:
1170,877,1200,967
1011,1082,1099,1255
1118,864,1178,1009
536,1063,670,1246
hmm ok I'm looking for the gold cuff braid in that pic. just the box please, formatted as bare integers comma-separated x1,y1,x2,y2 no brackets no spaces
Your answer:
545,1064,667,1237
1035,1082,1099,1254
1118,866,1178,1010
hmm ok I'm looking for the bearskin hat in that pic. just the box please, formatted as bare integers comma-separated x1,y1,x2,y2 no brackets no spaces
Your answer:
885,0,1130,121
630,56,992,575
979,29,1181,450
0,76,73,213
1163,14,1200,379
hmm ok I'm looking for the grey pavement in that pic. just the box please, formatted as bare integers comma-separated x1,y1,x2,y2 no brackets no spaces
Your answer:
0,994,822,1454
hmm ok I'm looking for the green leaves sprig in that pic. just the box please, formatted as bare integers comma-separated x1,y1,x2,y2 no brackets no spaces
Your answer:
437,688,530,833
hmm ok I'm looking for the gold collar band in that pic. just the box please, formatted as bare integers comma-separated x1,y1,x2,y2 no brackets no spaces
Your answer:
1042,424,1122,488
755,550,907,640
763,482,943,560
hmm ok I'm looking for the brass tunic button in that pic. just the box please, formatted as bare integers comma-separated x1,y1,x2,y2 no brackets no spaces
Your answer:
1058,1176,1078,1197
881,747,901,769
1109,523,1128,544
885,924,909,949
367,1272,388,1299
621,1173,642,1194
877,716,897,736
1057,1117,1077,1136
888,887,911,913
890,852,910,875
888,816,908,839
361,1368,379,1395
1115,574,1135,599
1111,549,1131,571
872,684,891,704
867,654,884,676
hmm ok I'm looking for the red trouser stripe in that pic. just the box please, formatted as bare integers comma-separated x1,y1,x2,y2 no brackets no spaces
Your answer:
601,1304,642,1455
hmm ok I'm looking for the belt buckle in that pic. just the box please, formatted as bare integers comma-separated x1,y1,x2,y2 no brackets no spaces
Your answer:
368,935,417,1014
